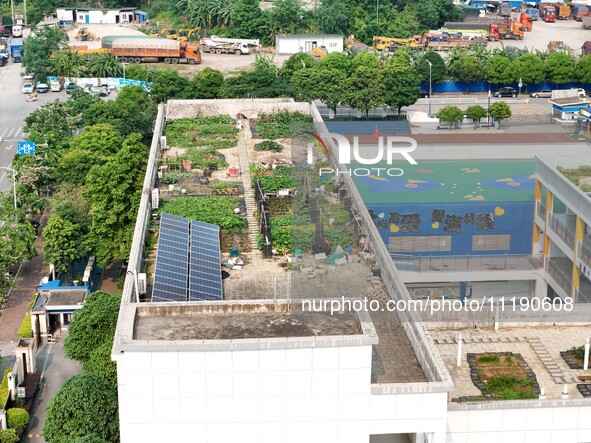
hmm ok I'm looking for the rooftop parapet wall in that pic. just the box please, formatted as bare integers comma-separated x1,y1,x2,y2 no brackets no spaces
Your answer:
166,98,310,120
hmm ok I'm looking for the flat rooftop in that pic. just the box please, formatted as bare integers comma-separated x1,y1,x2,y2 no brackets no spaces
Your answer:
134,307,361,341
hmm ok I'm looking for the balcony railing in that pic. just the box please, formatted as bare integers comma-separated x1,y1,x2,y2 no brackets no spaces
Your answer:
393,254,542,272
547,213,575,251
575,287,591,304
545,259,573,297
578,240,591,271
536,201,546,220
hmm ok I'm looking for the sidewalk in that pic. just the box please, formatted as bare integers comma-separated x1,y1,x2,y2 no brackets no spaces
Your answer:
0,218,48,343
22,340,83,443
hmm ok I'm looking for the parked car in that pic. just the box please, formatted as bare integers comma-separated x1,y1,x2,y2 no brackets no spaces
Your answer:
23,73,34,81
21,82,34,94
36,82,49,93
529,90,552,98
90,85,110,97
50,81,62,92
494,87,518,98
575,88,587,98
419,88,430,98
65,82,78,94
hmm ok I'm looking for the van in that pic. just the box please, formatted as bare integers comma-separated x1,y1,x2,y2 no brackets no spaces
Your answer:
50,81,62,92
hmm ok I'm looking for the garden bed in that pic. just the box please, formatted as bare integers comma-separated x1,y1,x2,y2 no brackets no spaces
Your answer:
251,111,313,139
221,228,252,253
453,352,540,402
159,196,245,230
561,346,586,369
577,384,591,398
558,165,591,194
165,116,238,149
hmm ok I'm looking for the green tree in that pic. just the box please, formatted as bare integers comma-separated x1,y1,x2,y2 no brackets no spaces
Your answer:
351,51,380,71
83,134,148,265
465,105,487,129
73,435,109,443
85,341,117,385
150,70,197,103
87,53,122,78
513,53,546,91
545,52,575,85
52,50,86,78
389,7,423,38
22,26,68,80
270,0,307,34
319,52,351,73
0,221,37,295
193,67,225,99
6,408,29,430
483,54,515,85
437,105,464,129
306,66,348,116
416,51,446,84
490,101,512,129
383,56,420,115
50,185,91,231
55,149,110,186
282,53,316,81
122,63,155,82
448,52,483,85
317,0,350,35
43,373,119,443
64,291,121,364
220,60,287,98
575,55,591,84
42,215,86,284
70,124,124,156
232,0,269,40
345,65,384,118
0,429,18,443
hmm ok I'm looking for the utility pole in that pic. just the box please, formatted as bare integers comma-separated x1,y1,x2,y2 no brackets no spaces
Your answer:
23,0,27,26
10,0,15,25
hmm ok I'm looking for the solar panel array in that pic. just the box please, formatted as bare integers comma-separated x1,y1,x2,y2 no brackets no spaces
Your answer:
189,220,223,301
152,213,223,302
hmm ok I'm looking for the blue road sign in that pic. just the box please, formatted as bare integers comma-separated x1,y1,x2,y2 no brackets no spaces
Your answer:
18,141,36,155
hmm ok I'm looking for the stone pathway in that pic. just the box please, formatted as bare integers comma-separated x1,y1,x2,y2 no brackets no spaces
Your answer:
528,336,574,384
236,120,258,250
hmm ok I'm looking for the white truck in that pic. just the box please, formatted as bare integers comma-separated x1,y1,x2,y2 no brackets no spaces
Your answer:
199,36,261,55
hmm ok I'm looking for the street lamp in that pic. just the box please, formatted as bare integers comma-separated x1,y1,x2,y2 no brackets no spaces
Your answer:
487,89,491,130
0,166,17,212
376,0,379,21
426,60,433,117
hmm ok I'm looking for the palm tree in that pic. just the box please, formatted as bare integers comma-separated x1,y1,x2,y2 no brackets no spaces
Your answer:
52,50,86,78
87,52,123,79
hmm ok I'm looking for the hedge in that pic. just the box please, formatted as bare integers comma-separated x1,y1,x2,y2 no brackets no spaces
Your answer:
17,314,32,339
6,408,29,430
0,368,12,409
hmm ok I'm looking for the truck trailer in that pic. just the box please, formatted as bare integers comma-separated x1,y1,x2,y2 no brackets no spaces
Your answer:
443,20,523,40
499,1,512,17
10,38,23,63
574,5,590,21
557,4,570,19
101,37,201,64
526,8,539,20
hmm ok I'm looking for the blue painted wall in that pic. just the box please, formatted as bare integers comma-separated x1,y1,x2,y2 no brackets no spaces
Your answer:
422,81,589,94
367,201,534,256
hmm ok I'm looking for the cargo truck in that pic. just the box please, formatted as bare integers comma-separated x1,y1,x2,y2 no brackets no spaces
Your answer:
200,39,252,55
557,4,570,19
526,8,539,20
584,16,591,29
540,5,557,22
447,19,524,39
499,1,512,17
10,38,23,62
100,37,201,64
574,5,590,21
520,13,533,31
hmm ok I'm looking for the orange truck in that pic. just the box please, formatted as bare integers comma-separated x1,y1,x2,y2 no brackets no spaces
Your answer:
107,37,201,64
557,4,570,20
520,13,533,31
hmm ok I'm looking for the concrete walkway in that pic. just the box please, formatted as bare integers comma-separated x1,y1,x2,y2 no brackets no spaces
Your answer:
23,339,83,443
237,120,259,250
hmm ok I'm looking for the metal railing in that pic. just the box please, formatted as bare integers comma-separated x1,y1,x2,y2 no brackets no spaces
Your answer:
415,97,526,105
575,287,591,304
536,201,546,221
392,254,542,272
545,259,572,296
547,213,575,251
578,240,591,270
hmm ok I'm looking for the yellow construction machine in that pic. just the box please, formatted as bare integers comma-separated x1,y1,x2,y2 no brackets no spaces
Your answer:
372,36,421,52
160,28,178,39
74,27,98,42
178,27,201,42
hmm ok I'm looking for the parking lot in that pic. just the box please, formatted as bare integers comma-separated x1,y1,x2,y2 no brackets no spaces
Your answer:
488,12,590,53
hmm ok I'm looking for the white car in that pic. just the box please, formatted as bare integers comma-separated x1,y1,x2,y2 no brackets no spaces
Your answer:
23,73,34,81
22,82,34,94
50,81,62,92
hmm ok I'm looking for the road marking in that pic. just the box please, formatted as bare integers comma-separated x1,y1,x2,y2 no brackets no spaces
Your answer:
5,145,12,150
0,128,7,138
5,128,15,138
13,128,20,138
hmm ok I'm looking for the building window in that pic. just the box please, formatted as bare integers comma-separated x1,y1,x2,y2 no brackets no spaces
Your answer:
389,235,452,252
472,234,510,251
328,43,337,48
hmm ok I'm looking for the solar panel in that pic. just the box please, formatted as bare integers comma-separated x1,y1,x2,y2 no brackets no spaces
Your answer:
152,213,190,302
189,220,223,301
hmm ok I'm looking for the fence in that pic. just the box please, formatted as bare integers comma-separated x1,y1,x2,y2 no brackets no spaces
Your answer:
545,259,572,296
316,105,408,121
547,213,576,250
504,113,554,127
392,254,542,272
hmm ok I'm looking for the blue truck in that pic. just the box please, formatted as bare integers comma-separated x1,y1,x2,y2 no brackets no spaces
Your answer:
526,8,539,21
10,38,23,63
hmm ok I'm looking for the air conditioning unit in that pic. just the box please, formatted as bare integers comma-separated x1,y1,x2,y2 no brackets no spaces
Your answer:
160,136,167,150
151,188,159,209
137,273,147,294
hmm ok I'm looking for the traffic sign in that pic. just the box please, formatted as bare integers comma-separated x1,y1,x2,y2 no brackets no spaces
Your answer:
18,141,36,155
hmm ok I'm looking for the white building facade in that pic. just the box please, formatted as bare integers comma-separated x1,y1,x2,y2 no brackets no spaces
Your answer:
275,34,344,54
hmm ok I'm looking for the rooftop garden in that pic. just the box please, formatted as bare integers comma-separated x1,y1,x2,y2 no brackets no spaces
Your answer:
453,353,540,402
558,166,591,194
165,116,238,149
251,111,313,139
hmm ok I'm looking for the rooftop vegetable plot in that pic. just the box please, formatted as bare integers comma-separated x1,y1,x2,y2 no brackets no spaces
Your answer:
251,111,313,139
353,160,536,204
165,116,238,149
158,196,243,230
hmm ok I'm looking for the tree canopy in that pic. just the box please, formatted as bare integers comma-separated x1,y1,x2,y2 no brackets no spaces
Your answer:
43,373,119,443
